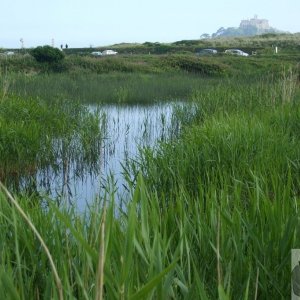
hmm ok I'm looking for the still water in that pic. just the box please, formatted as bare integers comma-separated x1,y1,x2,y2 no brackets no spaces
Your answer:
37,102,183,210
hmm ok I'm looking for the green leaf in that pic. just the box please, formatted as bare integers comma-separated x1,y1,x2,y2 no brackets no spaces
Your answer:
129,260,177,300
49,202,97,261
218,284,230,300
0,268,20,300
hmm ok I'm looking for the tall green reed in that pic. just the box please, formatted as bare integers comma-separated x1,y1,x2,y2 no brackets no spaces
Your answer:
0,171,298,299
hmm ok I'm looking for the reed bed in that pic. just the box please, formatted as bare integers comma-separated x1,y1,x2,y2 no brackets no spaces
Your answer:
0,94,103,191
1,72,217,104
0,60,299,299
0,171,299,299
130,68,300,298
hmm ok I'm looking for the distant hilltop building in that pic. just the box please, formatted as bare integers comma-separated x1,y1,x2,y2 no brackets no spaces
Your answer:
239,15,270,32
210,15,280,38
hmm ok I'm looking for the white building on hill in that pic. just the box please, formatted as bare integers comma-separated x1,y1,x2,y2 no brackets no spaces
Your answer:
239,15,270,31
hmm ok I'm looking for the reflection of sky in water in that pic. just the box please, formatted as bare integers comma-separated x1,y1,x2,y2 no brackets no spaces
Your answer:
37,102,182,211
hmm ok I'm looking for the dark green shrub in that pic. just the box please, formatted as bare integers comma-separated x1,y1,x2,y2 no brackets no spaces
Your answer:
30,46,64,63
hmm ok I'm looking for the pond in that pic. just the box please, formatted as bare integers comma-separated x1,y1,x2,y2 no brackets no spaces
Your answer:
35,102,185,210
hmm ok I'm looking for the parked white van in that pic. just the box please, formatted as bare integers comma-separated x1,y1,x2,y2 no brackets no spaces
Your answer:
102,50,118,56
2,51,15,56
224,49,249,56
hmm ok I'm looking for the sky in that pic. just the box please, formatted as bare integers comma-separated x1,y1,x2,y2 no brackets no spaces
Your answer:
1,0,299,48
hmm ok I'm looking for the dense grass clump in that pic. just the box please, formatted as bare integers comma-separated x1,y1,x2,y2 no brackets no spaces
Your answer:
140,108,300,198
0,94,103,188
138,69,300,197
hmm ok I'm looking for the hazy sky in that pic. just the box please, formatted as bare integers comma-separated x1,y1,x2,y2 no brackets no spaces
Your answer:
1,0,299,48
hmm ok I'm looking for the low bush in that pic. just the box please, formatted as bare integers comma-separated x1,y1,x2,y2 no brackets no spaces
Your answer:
30,46,64,63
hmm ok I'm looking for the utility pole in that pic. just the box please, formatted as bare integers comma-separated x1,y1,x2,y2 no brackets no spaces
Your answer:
20,38,24,54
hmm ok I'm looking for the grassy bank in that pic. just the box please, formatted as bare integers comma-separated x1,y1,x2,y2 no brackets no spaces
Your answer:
0,53,229,104
0,53,228,75
2,52,298,104
1,50,297,76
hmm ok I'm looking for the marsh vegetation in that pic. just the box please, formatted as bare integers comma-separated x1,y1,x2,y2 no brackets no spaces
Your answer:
0,41,300,299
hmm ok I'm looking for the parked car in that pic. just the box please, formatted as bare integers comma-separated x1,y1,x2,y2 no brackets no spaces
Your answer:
197,48,218,55
0,51,15,56
224,49,249,56
101,50,118,56
91,51,102,56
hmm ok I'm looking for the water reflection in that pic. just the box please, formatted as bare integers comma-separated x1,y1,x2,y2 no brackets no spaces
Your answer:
38,102,183,210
